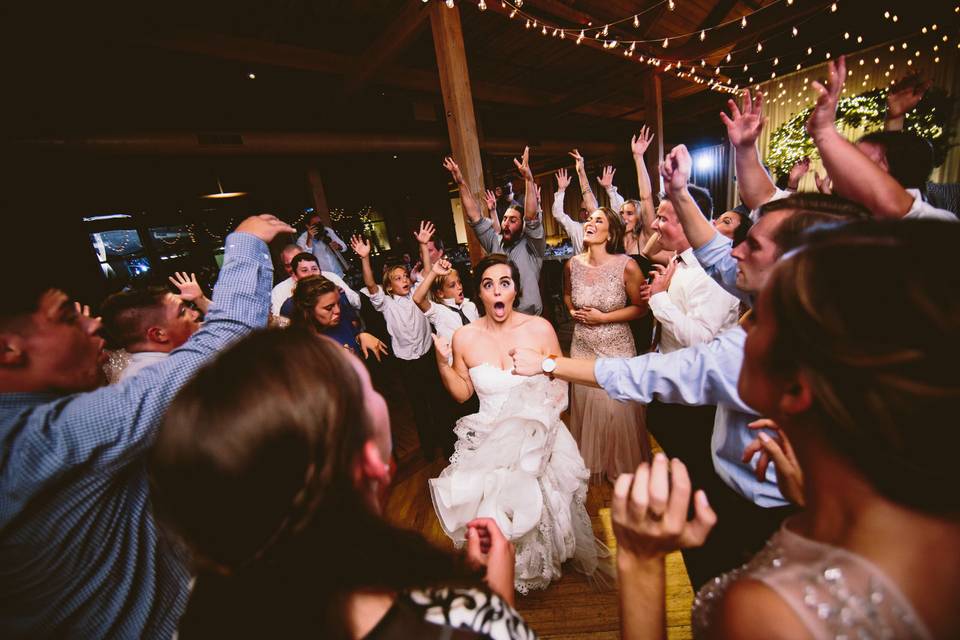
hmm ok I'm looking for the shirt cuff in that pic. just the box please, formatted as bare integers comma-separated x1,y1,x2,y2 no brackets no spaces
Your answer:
647,291,672,319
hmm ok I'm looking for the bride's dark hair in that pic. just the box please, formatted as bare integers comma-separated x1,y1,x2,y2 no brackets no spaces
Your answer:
148,328,479,638
473,253,522,316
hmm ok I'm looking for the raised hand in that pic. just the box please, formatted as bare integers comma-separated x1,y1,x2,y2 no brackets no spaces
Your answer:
806,55,846,139
433,334,453,364
555,168,571,191
787,157,811,189
720,89,765,150
235,214,296,243
513,146,533,182
350,234,371,259
631,126,655,156
414,220,435,245
887,73,931,120
484,189,497,211
814,171,833,195
598,165,617,189
431,257,452,276
443,156,465,185
568,148,585,173
660,144,692,194
168,271,203,302
357,332,389,362
613,454,716,559
465,518,516,606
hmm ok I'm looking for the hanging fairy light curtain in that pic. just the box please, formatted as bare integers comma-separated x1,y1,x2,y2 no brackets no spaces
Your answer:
751,18,959,186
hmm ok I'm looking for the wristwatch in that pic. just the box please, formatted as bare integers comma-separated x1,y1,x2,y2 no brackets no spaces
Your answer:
541,355,558,379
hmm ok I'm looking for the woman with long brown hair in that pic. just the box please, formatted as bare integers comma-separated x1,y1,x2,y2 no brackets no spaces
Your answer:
148,329,533,639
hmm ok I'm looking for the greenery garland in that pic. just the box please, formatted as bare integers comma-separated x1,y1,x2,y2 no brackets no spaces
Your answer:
766,86,954,177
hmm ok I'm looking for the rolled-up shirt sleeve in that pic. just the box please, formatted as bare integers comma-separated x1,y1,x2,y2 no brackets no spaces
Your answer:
469,216,502,254
693,231,748,304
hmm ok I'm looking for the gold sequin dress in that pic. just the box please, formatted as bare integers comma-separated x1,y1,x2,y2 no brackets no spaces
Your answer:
569,254,651,482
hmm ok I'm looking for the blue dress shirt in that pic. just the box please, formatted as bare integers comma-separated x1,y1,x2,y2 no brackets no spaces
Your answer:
692,231,749,304
0,232,273,638
594,326,788,508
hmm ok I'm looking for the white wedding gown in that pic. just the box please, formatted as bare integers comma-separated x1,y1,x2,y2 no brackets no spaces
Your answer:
429,364,599,593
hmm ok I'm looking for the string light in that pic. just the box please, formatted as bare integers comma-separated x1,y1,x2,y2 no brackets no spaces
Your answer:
773,57,779,66
792,26,798,36
633,14,639,28
857,35,863,43
663,38,669,48
831,2,837,12
668,0,675,10
577,30,584,44
844,32,849,39
445,0,454,7
700,30,706,41
807,46,813,55
602,24,609,36
757,42,763,52
741,16,747,28
478,0,486,9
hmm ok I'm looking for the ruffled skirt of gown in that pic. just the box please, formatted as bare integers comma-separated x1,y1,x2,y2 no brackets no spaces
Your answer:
429,366,599,593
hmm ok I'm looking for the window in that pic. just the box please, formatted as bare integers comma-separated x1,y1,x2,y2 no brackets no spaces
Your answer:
89,229,152,284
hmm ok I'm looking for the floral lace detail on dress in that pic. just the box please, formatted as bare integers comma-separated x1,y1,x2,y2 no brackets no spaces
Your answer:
692,524,933,640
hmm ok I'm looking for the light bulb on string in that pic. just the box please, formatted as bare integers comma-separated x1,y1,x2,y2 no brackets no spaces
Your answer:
831,2,837,12
743,64,748,71
773,56,778,65
726,53,732,62
541,25,547,35
792,26,798,36
757,42,763,52
700,30,706,41
445,0,454,7
668,0,675,10
932,24,937,30
825,52,831,59
741,16,747,28
633,15,640,28
807,46,813,55
478,0,486,9
509,8,517,17
796,63,801,70
602,24,609,36
515,0,522,5
577,30,584,44
844,32,849,39
856,35,862,43
663,38,669,47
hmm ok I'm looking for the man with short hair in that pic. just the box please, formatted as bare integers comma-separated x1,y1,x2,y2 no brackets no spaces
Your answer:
270,243,304,315
278,252,360,318
296,213,349,278
0,215,293,638
100,286,202,380
445,150,545,315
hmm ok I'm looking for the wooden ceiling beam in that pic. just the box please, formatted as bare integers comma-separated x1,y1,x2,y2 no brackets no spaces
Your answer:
343,0,431,96
142,31,642,120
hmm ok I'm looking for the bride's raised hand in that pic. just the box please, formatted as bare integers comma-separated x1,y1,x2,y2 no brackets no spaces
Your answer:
433,334,453,366
509,347,544,377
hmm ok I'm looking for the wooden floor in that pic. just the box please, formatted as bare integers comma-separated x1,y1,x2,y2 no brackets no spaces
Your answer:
381,319,695,639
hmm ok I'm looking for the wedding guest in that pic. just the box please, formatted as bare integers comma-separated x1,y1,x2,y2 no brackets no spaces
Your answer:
148,328,532,639
0,215,293,638
448,151,544,315
612,219,960,640
712,207,752,247
278,252,360,318
511,192,870,588
100,285,202,381
270,244,304,316
289,276,388,362
351,229,451,459
297,212,350,277
565,207,650,482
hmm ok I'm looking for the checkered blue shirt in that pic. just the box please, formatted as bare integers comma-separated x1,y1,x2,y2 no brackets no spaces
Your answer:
0,232,273,638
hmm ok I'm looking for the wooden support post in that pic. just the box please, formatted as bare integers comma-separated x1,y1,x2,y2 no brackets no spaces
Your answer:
429,1,485,266
306,168,332,226
643,72,665,196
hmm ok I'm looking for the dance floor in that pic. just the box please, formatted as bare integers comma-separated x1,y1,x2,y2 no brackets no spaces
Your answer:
382,322,695,638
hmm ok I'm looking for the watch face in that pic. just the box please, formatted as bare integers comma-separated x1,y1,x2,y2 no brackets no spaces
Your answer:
542,357,557,373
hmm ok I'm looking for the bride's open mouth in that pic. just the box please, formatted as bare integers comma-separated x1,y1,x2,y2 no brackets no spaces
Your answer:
492,301,506,317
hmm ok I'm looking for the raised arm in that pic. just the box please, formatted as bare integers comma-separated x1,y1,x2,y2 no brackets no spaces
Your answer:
570,149,599,212
552,169,584,251
885,73,931,132
513,146,538,223
786,157,810,191
631,127,658,229
598,166,625,212
414,220,436,275
807,56,915,219
350,235,378,295
721,90,777,210
413,258,451,313
434,331,475,403
483,189,503,235
444,157,483,224
661,145,716,249
168,271,212,314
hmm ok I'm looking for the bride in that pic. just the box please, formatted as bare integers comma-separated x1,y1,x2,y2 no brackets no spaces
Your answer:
430,253,598,594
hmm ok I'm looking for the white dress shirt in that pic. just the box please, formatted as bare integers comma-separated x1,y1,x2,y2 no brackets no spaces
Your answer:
551,191,584,253
904,188,958,221
118,351,169,381
271,273,361,316
296,227,349,277
648,248,740,354
424,298,479,343
365,285,433,360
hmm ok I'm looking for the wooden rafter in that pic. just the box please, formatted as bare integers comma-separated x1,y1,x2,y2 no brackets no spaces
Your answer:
343,0,430,96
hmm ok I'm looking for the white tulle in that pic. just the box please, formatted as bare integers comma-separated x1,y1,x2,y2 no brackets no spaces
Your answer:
429,364,599,593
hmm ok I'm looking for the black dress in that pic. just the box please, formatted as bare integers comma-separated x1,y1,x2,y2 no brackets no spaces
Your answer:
628,253,655,354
